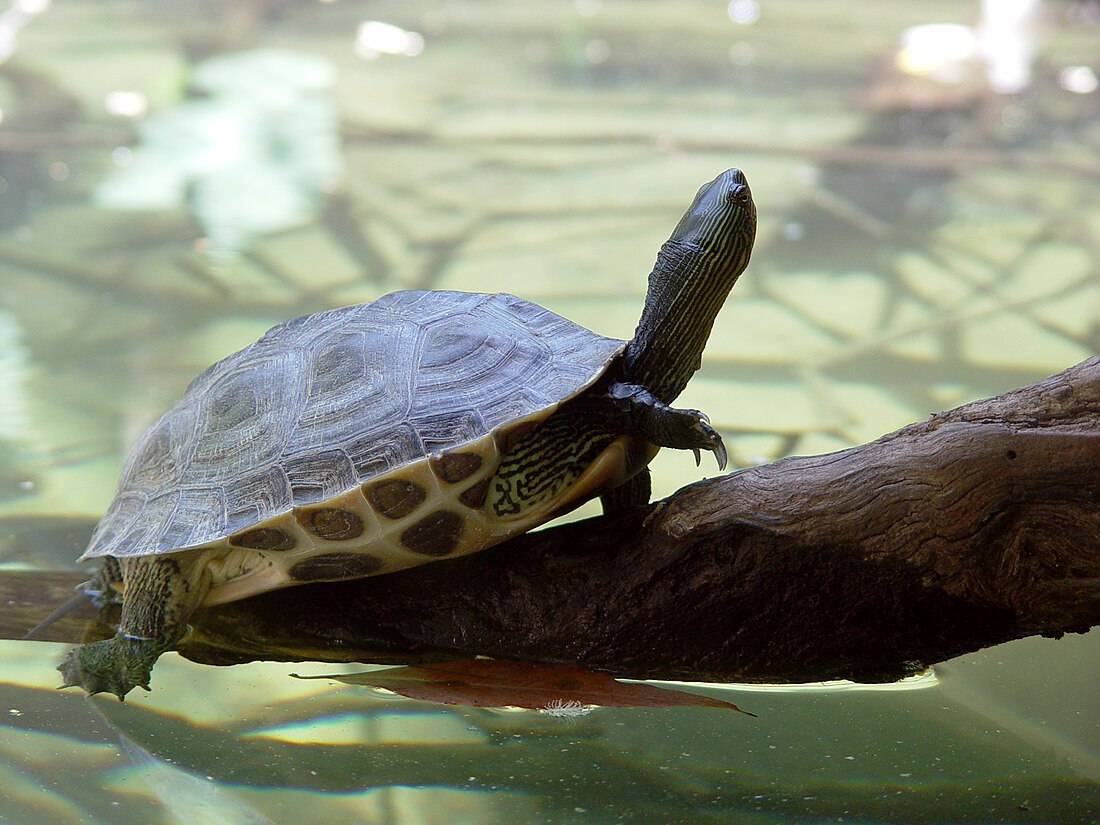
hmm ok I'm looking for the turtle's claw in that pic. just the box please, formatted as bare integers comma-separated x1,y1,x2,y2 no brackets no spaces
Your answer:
692,417,728,472
610,385,729,473
712,438,728,472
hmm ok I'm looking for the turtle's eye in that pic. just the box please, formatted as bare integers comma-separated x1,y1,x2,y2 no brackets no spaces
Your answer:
725,184,749,205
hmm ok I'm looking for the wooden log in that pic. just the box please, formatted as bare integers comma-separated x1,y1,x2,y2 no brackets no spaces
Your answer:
10,356,1099,683
181,354,1100,681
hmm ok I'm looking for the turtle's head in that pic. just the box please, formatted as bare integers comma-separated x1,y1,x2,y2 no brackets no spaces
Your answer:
669,167,756,251
623,168,757,403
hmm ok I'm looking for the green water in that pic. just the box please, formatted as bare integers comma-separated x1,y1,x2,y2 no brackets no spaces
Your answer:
1,1,1098,822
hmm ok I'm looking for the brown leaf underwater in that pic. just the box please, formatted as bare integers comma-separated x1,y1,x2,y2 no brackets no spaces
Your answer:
293,658,755,716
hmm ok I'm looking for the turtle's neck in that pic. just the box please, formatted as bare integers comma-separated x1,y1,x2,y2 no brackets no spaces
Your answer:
621,168,757,403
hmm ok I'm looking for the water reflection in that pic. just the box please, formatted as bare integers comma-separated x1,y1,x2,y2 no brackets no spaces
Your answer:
96,49,341,257
0,0,1097,822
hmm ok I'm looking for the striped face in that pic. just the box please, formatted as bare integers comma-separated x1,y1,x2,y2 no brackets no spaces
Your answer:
669,167,756,262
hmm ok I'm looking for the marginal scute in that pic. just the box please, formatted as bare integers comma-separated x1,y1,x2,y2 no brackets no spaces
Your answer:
430,451,484,484
296,507,364,541
400,511,465,556
458,478,491,510
284,448,359,505
289,552,384,581
230,526,296,551
365,478,427,519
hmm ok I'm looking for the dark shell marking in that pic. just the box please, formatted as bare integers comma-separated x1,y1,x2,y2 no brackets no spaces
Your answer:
289,552,385,581
400,511,464,556
296,507,364,541
430,451,484,484
81,291,625,561
230,527,296,551
458,478,491,509
365,479,427,519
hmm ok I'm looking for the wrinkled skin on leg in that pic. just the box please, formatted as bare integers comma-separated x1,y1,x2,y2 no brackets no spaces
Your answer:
489,381,727,520
602,381,727,470
58,554,210,700
58,635,163,699
599,466,652,513
591,381,727,512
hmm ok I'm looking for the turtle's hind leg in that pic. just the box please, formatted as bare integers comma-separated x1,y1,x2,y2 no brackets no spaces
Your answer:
58,554,210,700
599,467,652,513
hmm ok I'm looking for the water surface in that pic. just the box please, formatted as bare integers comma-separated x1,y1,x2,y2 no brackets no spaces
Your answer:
0,1,1098,822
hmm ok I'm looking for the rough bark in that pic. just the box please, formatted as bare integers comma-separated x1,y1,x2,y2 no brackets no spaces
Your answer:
9,356,1099,683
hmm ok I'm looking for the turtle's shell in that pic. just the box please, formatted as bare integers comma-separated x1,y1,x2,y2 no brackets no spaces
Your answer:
82,290,628,602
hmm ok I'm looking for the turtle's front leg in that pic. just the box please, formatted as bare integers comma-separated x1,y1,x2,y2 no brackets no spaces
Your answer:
58,555,210,700
602,381,728,470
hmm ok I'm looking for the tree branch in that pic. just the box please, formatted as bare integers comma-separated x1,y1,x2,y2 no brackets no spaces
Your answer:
9,357,1099,683
177,355,1100,681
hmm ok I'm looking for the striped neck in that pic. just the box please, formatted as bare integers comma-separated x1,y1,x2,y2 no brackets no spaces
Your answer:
621,168,757,403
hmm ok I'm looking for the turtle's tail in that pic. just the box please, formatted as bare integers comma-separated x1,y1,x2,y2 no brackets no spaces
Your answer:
23,559,121,641
22,589,94,641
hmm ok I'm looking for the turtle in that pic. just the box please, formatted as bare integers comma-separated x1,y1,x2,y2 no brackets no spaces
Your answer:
58,167,757,699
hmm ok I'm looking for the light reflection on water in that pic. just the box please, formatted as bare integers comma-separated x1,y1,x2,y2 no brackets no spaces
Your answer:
0,0,1098,822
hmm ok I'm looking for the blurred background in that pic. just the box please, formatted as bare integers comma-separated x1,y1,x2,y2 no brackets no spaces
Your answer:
0,1,1098,823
